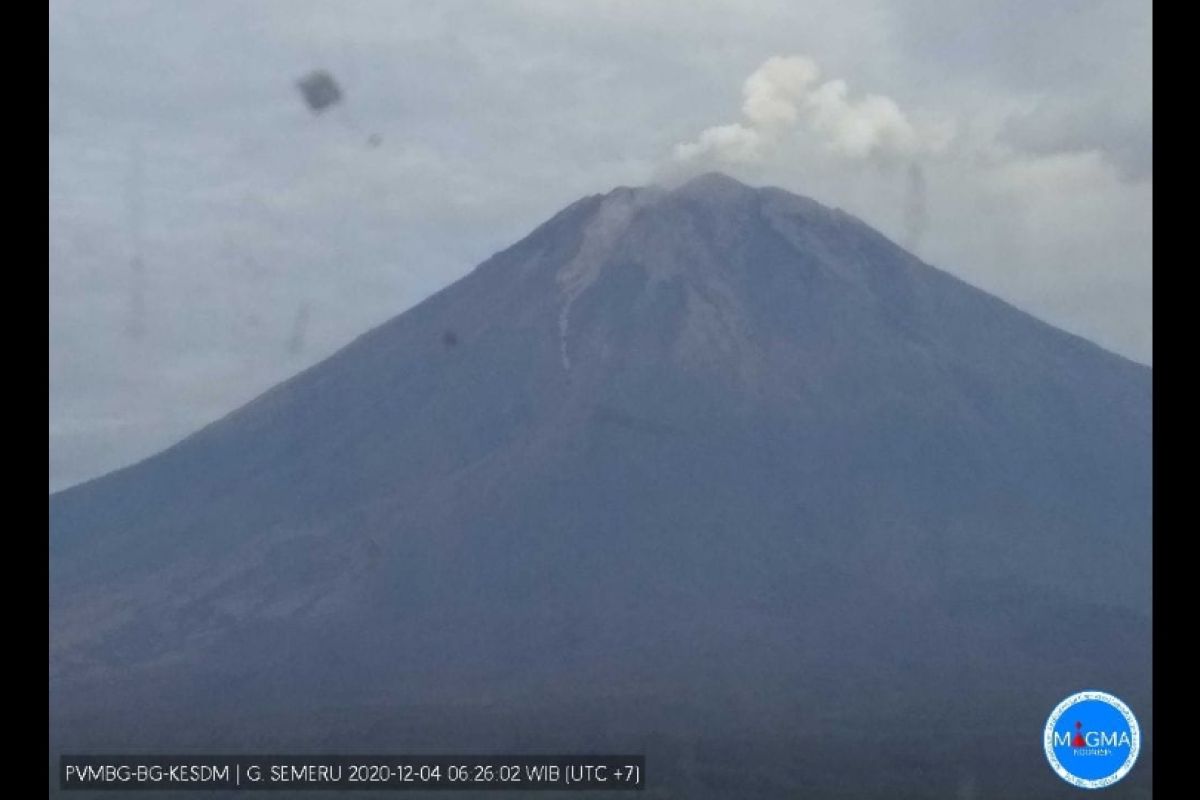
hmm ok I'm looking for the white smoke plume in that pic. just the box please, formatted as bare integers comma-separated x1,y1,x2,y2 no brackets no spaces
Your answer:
672,55,954,255
673,55,952,167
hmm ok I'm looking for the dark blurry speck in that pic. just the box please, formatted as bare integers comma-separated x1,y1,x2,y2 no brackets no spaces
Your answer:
296,70,343,114
441,330,459,348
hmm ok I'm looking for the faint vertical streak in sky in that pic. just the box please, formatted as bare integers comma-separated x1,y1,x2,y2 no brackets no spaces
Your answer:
903,161,928,255
126,140,147,340
288,302,312,355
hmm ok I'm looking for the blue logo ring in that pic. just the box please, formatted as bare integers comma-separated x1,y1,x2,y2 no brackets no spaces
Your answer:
1044,690,1140,789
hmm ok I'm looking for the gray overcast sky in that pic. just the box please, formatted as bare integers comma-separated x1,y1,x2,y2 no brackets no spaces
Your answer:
49,0,1152,492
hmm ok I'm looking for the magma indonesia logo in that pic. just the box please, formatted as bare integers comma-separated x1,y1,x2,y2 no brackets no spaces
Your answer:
1044,691,1140,789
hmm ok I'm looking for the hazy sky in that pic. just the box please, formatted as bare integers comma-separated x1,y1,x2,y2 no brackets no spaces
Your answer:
49,0,1152,491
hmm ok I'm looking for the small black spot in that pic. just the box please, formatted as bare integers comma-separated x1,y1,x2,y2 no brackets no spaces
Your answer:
296,70,343,114
441,330,459,348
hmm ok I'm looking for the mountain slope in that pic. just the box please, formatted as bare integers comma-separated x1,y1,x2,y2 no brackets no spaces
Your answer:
50,173,1151,798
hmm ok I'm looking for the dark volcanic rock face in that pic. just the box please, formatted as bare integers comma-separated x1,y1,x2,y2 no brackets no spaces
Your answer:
50,173,1151,798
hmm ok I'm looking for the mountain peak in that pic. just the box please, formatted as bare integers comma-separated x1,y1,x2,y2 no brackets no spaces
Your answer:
672,170,752,194
51,169,1151,797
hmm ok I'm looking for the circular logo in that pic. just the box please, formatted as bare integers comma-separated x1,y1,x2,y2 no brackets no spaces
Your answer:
1044,691,1140,789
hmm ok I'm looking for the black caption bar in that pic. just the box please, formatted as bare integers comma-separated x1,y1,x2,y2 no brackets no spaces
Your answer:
61,755,644,791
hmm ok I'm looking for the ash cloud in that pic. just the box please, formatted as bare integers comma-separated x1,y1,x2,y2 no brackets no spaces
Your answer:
672,55,953,169
670,55,951,255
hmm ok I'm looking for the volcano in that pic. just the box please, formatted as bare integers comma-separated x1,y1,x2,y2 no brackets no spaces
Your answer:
49,173,1151,798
